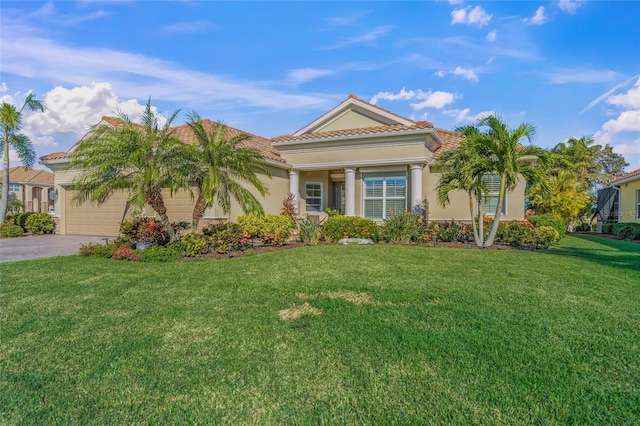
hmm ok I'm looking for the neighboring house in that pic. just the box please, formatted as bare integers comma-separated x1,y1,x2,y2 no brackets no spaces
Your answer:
595,168,640,227
40,95,528,236
1,166,55,213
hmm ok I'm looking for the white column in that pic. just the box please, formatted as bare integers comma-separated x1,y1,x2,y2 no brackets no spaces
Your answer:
345,168,356,216
410,164,424,211
289,170,299,214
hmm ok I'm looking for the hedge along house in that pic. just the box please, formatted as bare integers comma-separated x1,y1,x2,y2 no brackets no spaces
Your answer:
40,95,528,236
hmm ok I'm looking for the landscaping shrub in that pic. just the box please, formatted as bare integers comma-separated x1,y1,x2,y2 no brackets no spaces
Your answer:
530,226,559,248
0,223,24,238
140,243,184,262
495,220,535,246
381,212,425,244
4,212,16,224
299,216,323,245
527,214,565,241
613,222,640,240
427,220,473,243
25,212,55,234
111,245,142,261
78,242,116,258
14,212,34,231
119,218,168,245
204,223,251,253
181,231,210,257
238,214,295,246
601,223,614,234
322,216,379,242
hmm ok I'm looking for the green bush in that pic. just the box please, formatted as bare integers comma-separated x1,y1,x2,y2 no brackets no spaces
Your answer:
530,226,559,248
427,220,474,243
0,223,24,238
613,223,640,240
140,243,184,262
4,212,16,224
238,214,295,246
14,212,34,231
299,216,323,245
112,245,142,261
78,242,116,258
495,220,535,246
381,212,425,244
527,214,565,241
602,223,614,234
205,223,251,253
25,212,55,234
181,231,210,257
322,216,379,242
119,218,168,245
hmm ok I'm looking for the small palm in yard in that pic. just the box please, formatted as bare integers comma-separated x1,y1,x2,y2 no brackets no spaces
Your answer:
70,100,193,242
0,94,46,223
186,113,270,229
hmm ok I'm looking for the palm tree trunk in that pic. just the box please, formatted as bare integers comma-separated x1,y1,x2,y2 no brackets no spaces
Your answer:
1,134,10,223
485,176,506,247
145,187,177,242
192,190,207,230
468,192,481,246
477,194,484,247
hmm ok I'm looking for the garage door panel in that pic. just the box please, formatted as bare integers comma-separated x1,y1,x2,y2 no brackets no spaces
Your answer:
65,190,129,236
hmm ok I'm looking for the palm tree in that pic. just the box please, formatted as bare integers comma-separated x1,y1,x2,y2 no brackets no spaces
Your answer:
185,113,271,229
70,100,192,242
469,115,549,246
1,94,46,223
436,129,492,247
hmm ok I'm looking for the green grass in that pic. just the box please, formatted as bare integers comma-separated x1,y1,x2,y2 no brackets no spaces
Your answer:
1,234,639,424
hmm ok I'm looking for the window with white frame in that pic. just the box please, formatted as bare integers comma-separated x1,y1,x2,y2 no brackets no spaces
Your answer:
481,174,506,215
305,182,322,214
363,176,406,220
9,183,20,192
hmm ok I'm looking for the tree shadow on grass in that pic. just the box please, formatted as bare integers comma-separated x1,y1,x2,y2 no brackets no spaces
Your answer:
545,234,640,273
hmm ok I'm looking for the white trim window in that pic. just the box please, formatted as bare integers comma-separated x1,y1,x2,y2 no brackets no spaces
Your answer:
363,176,406,220
8,183,20,192
482,174,506,215
305,182,322,214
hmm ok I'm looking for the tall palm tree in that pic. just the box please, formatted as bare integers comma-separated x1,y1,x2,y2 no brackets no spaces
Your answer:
185,113,271,229
70,100,192,242
470,115,549,246
1,94,46,223
436,128,492,247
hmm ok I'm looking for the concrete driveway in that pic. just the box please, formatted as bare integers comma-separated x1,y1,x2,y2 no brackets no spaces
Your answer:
0,234,113,263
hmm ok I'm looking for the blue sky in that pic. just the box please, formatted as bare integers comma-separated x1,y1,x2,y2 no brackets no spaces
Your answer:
2,0,639,172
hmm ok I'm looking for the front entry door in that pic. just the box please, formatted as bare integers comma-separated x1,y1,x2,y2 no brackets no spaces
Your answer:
333,182,345,214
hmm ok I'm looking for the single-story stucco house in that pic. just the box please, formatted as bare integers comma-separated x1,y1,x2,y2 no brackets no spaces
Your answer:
595,168,640,227
2,166,55,213
40,95,528,236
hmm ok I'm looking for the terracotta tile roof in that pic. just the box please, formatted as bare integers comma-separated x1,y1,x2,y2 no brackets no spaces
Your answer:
431,128,465,159
272,121,435,144
40,117,286,164
611,168,640,184
7,166,54,185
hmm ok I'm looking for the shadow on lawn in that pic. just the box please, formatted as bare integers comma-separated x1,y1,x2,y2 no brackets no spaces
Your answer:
545,234,640,273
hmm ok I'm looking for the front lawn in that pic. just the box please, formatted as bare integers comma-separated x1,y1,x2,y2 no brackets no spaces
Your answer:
1,234,638,424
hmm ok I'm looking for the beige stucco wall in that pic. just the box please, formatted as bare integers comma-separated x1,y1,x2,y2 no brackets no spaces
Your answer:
280,142,429,167
618,179,640,223
319,110,389,133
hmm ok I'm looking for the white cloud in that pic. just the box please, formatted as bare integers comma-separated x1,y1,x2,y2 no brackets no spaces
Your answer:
287,68,335,85
545,69,624,84
160,20,214,35
486,30,497,42
523,6,547,25
451,6,492,27
610,139,640,155
370,87,416,104
320,25,394,50
411,91,458,110
0,82,7,93
444,108,495,122
22,83,167,143
448,0,464,5
602,110,640,133
558,0,584,14
607,78,640,108
436,66,479,82
1,21,333,112
370,88,458,109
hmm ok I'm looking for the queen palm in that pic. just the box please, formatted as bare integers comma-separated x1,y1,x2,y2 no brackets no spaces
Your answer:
186,113,270,229
469,115,549,246
1,94,46,223
70,100,192,242
436,129,492,247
